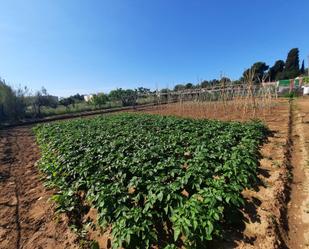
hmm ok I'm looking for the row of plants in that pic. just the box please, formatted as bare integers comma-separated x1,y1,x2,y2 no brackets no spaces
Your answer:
33,113,268,248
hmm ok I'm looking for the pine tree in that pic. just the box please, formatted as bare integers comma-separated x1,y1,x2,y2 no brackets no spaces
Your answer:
242,62,269,83
269,60,285,81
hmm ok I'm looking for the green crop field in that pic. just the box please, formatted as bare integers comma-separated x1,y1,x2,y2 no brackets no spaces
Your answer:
33,113,268,248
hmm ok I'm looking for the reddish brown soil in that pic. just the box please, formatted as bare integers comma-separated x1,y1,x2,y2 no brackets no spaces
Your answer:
286,98,309,249
0,127,78,249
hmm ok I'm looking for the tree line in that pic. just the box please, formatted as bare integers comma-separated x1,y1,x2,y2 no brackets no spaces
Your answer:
58,87,152,109
0,84,153,123
0,48,307,123
171,48,307,91
0,80,59,122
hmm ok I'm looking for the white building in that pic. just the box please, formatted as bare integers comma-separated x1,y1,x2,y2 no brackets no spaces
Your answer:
84,94,94,102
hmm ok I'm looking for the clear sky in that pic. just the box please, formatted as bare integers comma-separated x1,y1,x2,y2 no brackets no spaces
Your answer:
0,0,308,97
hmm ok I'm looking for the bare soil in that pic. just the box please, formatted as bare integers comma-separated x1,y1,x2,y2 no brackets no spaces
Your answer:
0,127,78,249
0,98,308,249
286,98,309,249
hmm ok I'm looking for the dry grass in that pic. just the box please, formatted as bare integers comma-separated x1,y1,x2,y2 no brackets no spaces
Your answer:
148,97,281,122
153,79,278,122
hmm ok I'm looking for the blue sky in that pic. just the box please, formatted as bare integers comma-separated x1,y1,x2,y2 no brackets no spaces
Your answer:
0,0,308,97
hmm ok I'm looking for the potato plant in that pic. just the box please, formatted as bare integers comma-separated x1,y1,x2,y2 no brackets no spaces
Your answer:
33,113,268,248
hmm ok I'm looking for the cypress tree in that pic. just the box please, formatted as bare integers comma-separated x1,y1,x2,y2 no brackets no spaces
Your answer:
283,48,300,79
300,60,305,75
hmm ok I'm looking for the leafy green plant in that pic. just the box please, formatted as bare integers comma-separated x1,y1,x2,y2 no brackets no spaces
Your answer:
33,113,268,248
283,91,296,99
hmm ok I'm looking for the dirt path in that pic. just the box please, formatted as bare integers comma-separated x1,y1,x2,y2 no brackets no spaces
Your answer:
287,99,309,249
0,126,78,249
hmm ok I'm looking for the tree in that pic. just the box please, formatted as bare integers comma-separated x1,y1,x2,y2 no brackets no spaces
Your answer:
209,79,220,86
59,93,85,109
91,93,108,107
71,93,84,102
300,60,305,75
32,88,58,117
160,88,170,93
242,62,269,84
220,77,231,84
252,62,269,83
136,87,151,95
269,60,285,81
59,97,75,108
0,80,14,120
200,80,210,88
282,48,300,79
109,88,138,106
173,84,185,91
0,79,28,122
233,79,242,85
185,83,194,89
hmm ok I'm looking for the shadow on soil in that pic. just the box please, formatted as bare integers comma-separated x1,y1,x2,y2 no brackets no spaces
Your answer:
206,130,277,248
